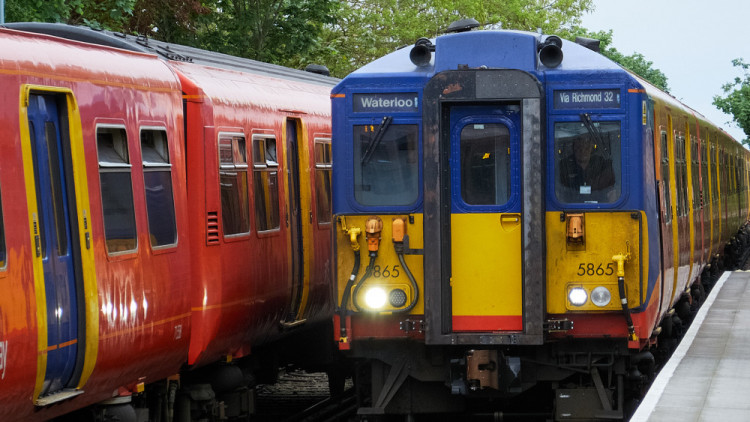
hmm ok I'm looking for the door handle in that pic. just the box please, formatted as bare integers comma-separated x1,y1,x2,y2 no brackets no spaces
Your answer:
499,213,521,231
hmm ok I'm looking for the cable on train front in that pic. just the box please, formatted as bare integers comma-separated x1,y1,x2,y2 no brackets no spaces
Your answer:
330,19,663,420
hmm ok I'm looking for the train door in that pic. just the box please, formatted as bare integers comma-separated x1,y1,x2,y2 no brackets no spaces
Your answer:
284,118,305,323
448,105,523,331
27,93,82,398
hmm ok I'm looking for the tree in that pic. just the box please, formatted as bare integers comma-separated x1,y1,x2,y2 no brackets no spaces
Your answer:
181,0,339,68
5,0,137,30
317,0,594,77
713,59,750,145
570,28,669,92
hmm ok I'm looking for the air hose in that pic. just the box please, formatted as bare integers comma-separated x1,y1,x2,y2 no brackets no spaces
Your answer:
613,246,637,341
352,252,377,311
338,219,361,340
394,242,419,313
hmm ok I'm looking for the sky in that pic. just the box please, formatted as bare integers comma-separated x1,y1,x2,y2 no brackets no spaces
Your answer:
580,0,747,141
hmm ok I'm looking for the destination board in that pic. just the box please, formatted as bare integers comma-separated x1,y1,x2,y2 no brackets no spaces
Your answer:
553,89,620,109
353,93,419,113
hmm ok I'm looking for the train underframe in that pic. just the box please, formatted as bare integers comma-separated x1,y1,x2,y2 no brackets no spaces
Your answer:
57,320,340,422
346,224,750,421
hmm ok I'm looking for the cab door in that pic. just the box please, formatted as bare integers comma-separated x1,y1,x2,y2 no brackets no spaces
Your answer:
449,105,523,332
27,93,80,396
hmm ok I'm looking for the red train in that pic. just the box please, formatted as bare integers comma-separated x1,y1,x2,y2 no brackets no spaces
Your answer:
0,23,336,421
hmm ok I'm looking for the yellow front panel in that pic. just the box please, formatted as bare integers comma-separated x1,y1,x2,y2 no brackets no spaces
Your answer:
546,211,645,314
335,214,424,314
451,213,522,331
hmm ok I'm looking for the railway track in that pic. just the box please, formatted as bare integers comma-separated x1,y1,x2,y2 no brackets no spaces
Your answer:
255,369,356,422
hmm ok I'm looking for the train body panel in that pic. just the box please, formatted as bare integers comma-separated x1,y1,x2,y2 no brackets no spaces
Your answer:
0,24,337,421
170,61,334,367
331,25,750,418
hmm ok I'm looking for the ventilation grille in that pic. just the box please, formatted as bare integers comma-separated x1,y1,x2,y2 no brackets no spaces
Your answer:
206,212,220,245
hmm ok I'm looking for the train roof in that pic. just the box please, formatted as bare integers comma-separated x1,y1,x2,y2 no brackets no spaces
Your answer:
1,22,338,88
338,29,623,84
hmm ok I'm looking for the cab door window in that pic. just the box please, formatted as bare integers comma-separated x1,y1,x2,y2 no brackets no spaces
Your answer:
460,123,511,205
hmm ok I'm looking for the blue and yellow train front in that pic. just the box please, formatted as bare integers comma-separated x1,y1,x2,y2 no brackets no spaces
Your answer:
331,25,660,418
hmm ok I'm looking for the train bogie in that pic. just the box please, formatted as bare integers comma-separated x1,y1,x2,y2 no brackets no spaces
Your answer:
331,22,750,419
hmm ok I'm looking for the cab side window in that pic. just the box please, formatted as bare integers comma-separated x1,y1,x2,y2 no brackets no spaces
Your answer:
141,129,177,247
252,136,280,231
97,127,137,253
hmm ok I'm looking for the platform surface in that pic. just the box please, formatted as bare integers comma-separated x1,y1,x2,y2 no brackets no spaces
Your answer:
631,271,750,422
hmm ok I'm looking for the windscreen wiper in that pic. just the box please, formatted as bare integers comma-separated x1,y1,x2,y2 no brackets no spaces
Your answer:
361,116,393,165
579,113,605,147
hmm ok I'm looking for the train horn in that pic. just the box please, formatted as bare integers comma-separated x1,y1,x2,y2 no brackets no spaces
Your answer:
410,38,435,67
538,35,563,68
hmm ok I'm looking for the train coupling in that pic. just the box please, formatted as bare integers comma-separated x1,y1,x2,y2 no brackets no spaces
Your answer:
450,350,522,395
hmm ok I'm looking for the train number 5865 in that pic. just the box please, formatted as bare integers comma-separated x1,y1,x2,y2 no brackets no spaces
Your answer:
577,263,615,276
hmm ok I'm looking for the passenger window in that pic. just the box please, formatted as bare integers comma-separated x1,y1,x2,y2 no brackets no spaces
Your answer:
219,134,250,236
314,139,332,224
554,121,621,204
97,127,137,253
460,123,511,205
252,136,280,231
661,131,672,223
353,123,419,206
141,129,177,247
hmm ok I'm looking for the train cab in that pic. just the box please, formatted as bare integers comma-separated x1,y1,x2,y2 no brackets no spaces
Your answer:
330,21,746,419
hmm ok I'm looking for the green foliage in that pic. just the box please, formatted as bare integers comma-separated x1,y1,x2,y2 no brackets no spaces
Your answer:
569,28,669,92
184,0,339,68
5,0,137,30
713,59,750,145
316,0,594,77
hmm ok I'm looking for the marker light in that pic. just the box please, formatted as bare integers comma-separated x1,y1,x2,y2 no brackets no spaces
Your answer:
591,286,612,307
568,287,588,306
365,287,387,309
389,288,407,308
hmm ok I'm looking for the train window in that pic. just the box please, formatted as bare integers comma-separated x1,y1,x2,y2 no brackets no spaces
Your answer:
314,139,332,223
141,129,177,247
691,137,699,208
219,134,251,236
554,121,621,204
701,142,708,207
660,131,672,223
45,121,68,256
97,127,137,253
711,144,718,204
353,124,419,206
0,184,5,269
252,136,280,231
460,123,511,205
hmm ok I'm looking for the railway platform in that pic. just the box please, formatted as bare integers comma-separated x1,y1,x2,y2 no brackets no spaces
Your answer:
631,271,750,421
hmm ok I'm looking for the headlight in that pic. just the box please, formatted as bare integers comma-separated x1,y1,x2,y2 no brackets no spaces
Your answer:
364,287,387,309
568,287,588,306
590,286,612,307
